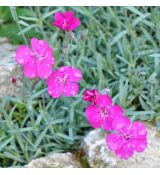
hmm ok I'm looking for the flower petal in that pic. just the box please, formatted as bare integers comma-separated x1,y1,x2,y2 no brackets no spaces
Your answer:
58,66,82,83
31,38,49,55
131,138,147,153
47,72,62,92
83,89,99,103
96,94,112,108
70,68,82,82
24,61,37,79
112,116,131,131
63,83,79,96
64,11,74,21
38,47,54,65
55,12,64,21
46,47,54,65
48,85,63,98
53,21,62,29
115,142,134,160
130,121,147,138
109,105,124,117
69,17,81,31
103,117,114,131
37,62,52,79
106,134,125,151
16,46,32,65
104,105,124,131
85,105,102,128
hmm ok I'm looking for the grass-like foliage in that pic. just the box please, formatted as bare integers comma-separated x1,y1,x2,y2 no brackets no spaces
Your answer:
0,6,160,167
0,79,89,167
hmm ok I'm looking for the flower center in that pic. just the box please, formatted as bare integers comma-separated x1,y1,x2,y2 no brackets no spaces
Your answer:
62,20,69,29
118,129,132,140
124,134,130,140
56,75,68,85
31,52,48,61
100,108,108,119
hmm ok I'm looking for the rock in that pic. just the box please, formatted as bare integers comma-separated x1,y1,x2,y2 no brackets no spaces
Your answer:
0,38,23,97
25,152,82,168
82,123,160,168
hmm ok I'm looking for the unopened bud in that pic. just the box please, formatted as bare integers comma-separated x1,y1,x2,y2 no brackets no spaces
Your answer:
11,77,17,84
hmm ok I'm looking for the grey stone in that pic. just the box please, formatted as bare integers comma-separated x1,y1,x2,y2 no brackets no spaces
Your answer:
25,152,82,168
0,38,23,97
82,123,160,168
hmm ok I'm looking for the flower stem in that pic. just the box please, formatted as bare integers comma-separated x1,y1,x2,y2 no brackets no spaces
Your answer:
63,31,73,65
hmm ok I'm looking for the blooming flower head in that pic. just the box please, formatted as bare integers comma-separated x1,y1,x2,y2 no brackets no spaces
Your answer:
85,93,124,130
53,11,81,31
16,38,54,79
83,89,100,104
106,117,147,160
47,66,82,98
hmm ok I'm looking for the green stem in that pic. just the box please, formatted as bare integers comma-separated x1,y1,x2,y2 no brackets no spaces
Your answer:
64,31,73,65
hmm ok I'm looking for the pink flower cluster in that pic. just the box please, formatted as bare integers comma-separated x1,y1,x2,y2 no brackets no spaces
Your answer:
15,11,82,98
83,89,148,160
15,10,148,160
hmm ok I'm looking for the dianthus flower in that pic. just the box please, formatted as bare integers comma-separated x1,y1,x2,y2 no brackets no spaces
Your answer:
83,89,100,104
47,66,82,98
53,11,81,31
85,94,124,130
16,38,54,79
106,117,147,159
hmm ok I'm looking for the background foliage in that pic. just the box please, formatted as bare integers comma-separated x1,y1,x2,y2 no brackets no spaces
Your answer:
0,6,160,167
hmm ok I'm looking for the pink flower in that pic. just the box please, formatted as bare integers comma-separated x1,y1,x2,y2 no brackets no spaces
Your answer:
47,66,82,98
16,38,54,79
85,94,124,130
106,117,147,160
53,11,81,31
83,89,100,104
